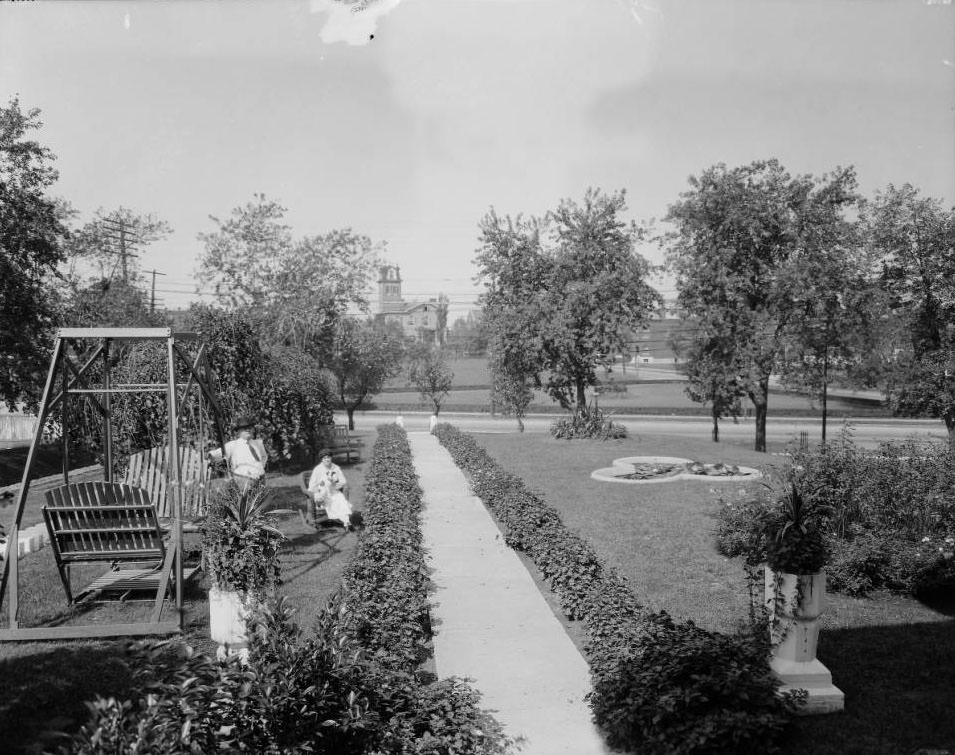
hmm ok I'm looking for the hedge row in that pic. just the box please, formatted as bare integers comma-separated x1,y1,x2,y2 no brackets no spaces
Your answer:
60,425,514,755
434,423,800,754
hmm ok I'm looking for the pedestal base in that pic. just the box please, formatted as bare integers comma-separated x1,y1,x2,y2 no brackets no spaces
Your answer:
772,657,845,715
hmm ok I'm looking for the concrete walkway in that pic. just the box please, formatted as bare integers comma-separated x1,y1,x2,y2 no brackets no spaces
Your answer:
408,432,610,755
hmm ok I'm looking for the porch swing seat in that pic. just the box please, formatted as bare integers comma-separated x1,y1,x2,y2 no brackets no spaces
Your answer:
43,481,199,604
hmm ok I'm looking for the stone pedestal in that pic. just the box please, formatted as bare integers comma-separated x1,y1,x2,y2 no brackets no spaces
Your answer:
765,567,844,714
209,586,250,663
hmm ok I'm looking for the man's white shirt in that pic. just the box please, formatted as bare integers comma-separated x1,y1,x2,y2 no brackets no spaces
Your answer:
224,437,266,479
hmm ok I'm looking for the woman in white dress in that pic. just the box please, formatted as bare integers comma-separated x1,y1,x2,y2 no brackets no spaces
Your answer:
307,448,353,529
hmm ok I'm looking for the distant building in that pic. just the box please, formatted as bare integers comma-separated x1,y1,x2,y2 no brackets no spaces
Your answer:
374,265,444,343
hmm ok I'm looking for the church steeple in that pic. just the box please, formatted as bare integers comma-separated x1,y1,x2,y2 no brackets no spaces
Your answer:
378,265,403,312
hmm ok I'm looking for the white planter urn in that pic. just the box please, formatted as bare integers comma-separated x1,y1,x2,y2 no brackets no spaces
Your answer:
209,586,251,663
764,567,844,714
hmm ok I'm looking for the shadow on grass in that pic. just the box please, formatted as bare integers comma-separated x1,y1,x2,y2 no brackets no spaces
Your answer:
784,618,955,754
0,642,136,755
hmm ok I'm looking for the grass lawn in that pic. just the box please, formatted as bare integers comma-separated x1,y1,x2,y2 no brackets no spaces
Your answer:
0,427,376,755
469,429,955,754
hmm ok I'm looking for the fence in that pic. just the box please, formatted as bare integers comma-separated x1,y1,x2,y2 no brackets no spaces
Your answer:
0,414,38,442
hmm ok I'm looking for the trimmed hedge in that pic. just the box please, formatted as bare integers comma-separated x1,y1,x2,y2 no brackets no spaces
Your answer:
434,423,799,754
60,425,514,755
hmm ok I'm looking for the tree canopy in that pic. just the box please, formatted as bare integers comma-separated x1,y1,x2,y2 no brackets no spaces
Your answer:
0,98,69,410
866,184,955,437
408,345,454,416
665,159,861,451
476,187,660,412
323,318,406,429
196,194,383,353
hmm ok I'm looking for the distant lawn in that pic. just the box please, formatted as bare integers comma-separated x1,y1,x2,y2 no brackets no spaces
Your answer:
0,427,376,755
468,430,955,755
375,380,887,418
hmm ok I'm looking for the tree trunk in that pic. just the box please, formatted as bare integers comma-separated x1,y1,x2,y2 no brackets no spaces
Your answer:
946,416,954,447
346,408,355,431
711,406,720,442
750,377,770,453
821,347,829,445
575,377,587,412
517,415,525,433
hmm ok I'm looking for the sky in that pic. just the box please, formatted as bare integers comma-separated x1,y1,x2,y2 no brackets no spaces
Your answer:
2,0,953,320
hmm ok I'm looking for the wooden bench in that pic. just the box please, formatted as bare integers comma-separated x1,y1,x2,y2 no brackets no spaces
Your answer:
123,445,211,523
316,424,360,464
43,481,198,603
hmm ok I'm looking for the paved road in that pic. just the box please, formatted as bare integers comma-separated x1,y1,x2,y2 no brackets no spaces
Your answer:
362,411,949,450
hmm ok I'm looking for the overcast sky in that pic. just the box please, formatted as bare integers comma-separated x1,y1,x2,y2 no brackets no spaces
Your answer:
2,0,952,318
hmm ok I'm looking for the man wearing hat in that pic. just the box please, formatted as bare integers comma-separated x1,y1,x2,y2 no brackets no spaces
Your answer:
219,415,267,491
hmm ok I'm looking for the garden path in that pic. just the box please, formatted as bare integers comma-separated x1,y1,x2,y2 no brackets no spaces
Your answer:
408,431,610,755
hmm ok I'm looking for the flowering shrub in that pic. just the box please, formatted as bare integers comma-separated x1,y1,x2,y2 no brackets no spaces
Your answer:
550,405,627,440
718,437,955,597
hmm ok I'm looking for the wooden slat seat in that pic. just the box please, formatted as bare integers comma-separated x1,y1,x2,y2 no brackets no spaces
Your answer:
123,445,210,522
43,482,196,603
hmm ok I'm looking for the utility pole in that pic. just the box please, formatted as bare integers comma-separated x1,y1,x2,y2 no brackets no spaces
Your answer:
146,269,167,313
100,216,140,283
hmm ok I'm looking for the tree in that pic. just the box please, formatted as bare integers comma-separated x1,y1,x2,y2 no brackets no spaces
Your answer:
0,98,69,411
476,188,660,413
324,318,406,429
61,278,168,329
65,206,171,285
488,337,534,432
408,346,454,415
683,333,745,442
447,311,488,357
196,194,383,352
435,293,450,347
187,305,333,460
865,184,955,439
665,160,860,452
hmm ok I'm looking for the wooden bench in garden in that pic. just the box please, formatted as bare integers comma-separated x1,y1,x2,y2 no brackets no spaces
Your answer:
43,481,198,604
316,424,360,464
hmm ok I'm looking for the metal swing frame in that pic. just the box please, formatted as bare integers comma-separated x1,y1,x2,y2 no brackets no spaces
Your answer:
0,327,227,641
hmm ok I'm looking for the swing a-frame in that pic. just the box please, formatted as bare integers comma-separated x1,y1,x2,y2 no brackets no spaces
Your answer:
0,328,227,641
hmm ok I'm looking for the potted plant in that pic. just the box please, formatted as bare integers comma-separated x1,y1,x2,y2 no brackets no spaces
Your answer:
200,482,284,662
760,481,844,713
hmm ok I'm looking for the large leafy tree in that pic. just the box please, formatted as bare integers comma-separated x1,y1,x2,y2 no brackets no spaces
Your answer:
866,184,955,439
324,318,406,430
476,188,660,412
665,160,860,452
0,98,69,410
196,194,383,352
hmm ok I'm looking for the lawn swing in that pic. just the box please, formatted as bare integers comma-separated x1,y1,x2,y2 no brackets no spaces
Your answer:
0,327,228,641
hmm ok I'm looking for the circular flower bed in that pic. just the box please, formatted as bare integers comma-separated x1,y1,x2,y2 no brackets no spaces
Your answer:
591,456,762,484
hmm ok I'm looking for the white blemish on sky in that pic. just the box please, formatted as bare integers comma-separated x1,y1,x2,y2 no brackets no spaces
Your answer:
310,0,403,45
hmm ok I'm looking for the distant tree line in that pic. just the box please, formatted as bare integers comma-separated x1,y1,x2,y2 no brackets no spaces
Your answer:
475,163,954,451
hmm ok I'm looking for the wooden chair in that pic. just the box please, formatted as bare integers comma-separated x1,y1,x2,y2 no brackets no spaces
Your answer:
43,481,199,604
315,424,360,464
123,445,212,528
299,470,329,527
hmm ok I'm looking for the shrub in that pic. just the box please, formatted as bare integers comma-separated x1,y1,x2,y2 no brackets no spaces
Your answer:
590,613,799,755
200,482,284,595
550,405,627,440
434,424,798,753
